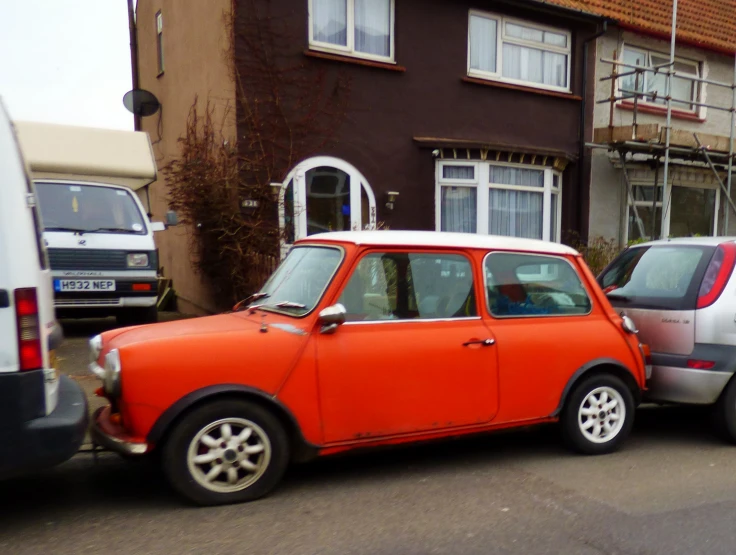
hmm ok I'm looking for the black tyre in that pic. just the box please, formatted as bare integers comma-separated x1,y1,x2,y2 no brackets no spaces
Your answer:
116,306,158,327
561,374,635,455
161,400,289,506
712,377,736,443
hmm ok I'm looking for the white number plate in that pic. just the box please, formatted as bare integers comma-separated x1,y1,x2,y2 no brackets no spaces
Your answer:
54,279,116,292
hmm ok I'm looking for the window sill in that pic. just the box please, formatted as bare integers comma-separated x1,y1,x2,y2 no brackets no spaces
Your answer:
304,50,406,72
462,76,581,101
618,101,704,122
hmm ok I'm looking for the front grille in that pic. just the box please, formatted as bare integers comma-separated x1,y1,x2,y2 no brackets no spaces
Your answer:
48,249,155,271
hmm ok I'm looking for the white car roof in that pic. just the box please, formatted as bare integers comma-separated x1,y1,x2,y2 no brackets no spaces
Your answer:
303,231,579,255
631,237,736,248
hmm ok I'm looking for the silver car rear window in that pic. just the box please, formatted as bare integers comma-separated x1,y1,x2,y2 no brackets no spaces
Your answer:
598,245,715,311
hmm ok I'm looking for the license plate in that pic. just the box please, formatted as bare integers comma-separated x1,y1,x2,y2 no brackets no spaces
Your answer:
54,279,116,292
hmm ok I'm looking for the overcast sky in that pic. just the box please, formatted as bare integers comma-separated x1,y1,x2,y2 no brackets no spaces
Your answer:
0,0,134,130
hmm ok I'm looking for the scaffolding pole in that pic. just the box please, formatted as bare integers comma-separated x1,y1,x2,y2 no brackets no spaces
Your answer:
659,0,678,239
725,54,736,235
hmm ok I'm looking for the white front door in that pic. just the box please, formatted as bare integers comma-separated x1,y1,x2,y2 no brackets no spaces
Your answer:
278,157,377,258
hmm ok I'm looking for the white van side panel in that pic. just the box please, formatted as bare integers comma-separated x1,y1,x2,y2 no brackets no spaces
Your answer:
0,102,58,414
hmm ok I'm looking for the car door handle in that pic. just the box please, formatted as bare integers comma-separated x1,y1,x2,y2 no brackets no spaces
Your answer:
463,338,495,347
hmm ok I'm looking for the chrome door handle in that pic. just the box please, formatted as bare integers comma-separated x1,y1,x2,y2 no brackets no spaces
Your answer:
463,338,495,347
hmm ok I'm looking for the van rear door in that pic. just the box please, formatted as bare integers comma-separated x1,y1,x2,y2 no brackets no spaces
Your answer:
598,245,714,355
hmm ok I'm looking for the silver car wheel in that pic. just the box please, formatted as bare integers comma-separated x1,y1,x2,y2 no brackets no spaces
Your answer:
186,417,272,494
577,386,626,444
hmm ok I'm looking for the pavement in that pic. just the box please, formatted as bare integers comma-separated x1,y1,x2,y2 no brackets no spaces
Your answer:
3,315,736,554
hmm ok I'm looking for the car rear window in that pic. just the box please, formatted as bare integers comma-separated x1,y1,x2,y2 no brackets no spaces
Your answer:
598,245,715,311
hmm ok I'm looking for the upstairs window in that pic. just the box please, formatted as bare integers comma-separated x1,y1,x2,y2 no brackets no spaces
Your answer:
619,46,701,112
309,0,394,62
468,11,571,92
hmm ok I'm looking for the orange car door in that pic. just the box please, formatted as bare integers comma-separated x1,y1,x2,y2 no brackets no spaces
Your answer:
483,251,610,422
315,250,499,444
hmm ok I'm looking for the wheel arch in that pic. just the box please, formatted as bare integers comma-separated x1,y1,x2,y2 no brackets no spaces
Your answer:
146,385,319,463
551,359,642,418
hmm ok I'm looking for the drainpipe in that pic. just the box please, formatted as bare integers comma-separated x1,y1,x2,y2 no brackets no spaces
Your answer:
127,0,141,131
578,20,609,242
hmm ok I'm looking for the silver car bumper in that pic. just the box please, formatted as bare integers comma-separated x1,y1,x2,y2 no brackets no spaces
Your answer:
647,365,732,405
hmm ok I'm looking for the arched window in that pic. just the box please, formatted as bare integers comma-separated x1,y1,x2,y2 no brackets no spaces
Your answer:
278,157,377,257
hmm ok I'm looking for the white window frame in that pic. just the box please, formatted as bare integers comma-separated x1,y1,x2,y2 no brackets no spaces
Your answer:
278,156,377,259
308,0,396,63
623,181,720,244
435,160,563,243
467,10,572,93
617,45,701,114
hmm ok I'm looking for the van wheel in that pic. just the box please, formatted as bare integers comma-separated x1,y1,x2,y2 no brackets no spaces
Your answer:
116,306,158,327
561,374,634,455
712,377,736,443
161,400,289,506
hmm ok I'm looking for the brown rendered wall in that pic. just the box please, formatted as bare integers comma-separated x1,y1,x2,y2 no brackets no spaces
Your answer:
136,0,236,315
234,0,599,237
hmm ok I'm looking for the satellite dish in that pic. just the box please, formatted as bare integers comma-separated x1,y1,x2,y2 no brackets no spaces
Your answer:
123,89,161,117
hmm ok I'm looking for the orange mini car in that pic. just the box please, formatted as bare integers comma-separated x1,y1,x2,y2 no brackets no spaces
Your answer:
90,231,649,506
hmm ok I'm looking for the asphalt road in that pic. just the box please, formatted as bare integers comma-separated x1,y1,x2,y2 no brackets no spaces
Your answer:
4,318,736,555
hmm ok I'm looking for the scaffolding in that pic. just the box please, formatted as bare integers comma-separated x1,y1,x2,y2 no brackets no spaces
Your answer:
588,0,736,239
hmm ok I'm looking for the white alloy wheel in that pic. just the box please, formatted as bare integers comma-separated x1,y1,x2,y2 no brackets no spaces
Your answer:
577,386,626,444
186,417,272,494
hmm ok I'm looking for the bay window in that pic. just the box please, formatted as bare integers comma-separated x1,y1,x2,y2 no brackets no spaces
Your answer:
468,11,571,92
437,161,562,242
309,0,394,62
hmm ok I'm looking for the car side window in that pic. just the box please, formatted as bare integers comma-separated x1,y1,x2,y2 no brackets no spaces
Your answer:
338,252,477,321
485,252,591,317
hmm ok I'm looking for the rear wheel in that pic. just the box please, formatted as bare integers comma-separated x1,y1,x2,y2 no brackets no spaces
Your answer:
712,377,736,443
161,400,289,506
561,374,634,455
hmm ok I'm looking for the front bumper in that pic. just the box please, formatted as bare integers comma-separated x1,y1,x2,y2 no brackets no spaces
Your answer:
91,405,149,456
645,365,732,405
0,375,89,478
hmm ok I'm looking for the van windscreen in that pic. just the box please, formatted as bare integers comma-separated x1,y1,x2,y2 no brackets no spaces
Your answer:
597,245,715,311
35,183,146,235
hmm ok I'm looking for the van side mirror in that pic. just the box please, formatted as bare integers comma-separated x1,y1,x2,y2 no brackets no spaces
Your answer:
165,210,179,226
318,303,347,334
150,222,166,232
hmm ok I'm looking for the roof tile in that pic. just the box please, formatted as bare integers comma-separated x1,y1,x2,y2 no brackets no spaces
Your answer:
540,0,736,54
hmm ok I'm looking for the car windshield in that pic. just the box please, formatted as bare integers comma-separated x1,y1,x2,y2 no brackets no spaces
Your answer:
598,244,715,310
252,246,343,315
35,182,146,234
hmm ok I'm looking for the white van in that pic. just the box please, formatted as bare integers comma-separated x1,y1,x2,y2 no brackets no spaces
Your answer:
0,98,88,478
14,121,165,326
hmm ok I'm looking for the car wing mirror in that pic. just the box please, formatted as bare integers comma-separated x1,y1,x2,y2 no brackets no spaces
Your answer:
318,303,346,334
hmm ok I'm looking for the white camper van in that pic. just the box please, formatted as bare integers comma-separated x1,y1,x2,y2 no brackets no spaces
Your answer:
14,121,165,326
0,98,88,477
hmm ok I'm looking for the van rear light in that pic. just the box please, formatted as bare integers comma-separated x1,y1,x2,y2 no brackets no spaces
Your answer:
698,243,736,309
15,288,43,371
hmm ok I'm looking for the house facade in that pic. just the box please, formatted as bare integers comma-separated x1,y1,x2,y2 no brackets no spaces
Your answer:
135,0,605,312
579,0,736,244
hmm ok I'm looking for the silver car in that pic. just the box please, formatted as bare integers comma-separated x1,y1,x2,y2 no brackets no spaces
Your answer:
598,237,736,440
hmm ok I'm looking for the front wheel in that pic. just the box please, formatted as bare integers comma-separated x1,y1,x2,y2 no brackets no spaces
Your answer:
561,374,634,455
161,400,289,506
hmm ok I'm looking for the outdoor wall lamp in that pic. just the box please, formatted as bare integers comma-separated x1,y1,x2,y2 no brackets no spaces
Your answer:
385,191,400,211
270,182,282,200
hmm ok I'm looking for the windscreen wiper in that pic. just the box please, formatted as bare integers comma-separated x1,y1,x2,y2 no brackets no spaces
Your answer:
234,292,270,311
44,226,89,234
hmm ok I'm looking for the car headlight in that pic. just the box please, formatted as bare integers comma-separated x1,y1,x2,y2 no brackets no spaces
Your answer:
127,253,149,268
103,348,122,397
89,334,103,363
